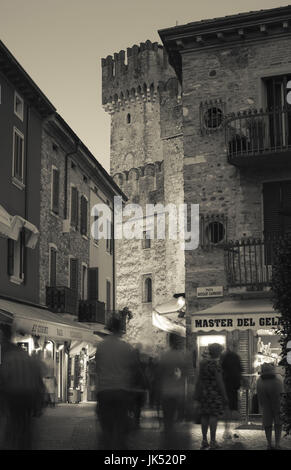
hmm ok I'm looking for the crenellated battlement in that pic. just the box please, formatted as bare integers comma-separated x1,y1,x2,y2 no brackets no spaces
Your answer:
102,40,178,112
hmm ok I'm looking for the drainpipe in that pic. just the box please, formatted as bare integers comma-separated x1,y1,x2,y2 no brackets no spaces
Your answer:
24,105,30,221
64,140,80,219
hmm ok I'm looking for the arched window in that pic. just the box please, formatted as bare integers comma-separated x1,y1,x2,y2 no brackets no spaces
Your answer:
144,277,152,303
127,113,131,124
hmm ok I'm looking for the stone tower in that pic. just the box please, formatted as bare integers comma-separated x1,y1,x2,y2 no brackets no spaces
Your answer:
102,40,185,354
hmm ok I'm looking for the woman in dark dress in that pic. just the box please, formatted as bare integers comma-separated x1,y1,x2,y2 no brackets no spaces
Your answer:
194,343,228,450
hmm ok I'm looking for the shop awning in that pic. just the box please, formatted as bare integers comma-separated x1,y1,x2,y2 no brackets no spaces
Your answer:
191,299,280,332
152,298,186,337
0,205,39,249
0,298,101,344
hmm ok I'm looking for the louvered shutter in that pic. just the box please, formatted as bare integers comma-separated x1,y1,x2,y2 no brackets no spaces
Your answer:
52,169,59,214
281,181,291,234
71,187,79,228
263,182,282,237
88,268,98,300
50,248,57,286
70,258,78,292
80,196,88,236
106,280,111,312
7,239,14,275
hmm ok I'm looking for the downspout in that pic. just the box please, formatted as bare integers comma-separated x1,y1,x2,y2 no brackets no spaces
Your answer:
64,139,80,219
24,105,30,220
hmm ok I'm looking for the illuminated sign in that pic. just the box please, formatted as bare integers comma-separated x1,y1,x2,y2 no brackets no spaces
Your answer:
192,314,282,332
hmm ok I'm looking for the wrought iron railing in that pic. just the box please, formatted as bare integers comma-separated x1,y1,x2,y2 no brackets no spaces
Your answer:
225,107,291,161
46,286,78,315
78,300,106,324
224,237,278,288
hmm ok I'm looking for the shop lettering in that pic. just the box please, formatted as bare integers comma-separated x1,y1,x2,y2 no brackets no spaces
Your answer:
194,316,281,329
237,318,256,327
57,329,64,336
259,317,281,327
195,319,233,328
31,324,48,335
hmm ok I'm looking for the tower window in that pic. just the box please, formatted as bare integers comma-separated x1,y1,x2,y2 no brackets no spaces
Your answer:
127,113,131,124
204,107,223,129
143,277,152,303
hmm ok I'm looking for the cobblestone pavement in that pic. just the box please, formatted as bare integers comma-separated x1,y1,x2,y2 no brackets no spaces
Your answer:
31,403,291,451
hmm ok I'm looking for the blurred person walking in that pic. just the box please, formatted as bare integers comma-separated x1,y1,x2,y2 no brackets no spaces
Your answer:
257,363,283,450
0,323,45,449
194,343,228,450
157,336,187,437
95,316,143,449
221,346,242,439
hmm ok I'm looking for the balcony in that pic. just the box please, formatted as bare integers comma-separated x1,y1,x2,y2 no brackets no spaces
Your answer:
225,107,291,167
224,237,276,289
78,300,106,324
46,286,78,315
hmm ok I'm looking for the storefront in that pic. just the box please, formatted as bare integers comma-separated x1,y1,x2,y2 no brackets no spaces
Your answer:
0,298,100,403
191,298,283,417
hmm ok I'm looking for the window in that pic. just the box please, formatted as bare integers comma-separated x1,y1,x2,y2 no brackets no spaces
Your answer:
51,167,59,214
88,267,99,300
200,100,225,135
127,113,131,124
80,195,88,236
92,208,99,243
12,128,24,185
81,264,88,300
14,92,24,121
106,280,111,312
144,277,152,303
70,186,79,228
69,258,78,292
106,219,113,254
142,230,151,249
200,214,227,247
7,230,25,283
49,246,57,286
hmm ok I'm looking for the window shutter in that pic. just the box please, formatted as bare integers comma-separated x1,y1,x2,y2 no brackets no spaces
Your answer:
50,248,57,287
71,187,79,228
88,267,99,300
52,169,59,214
106,280,111,312
80,196,88,236
263,182,282,237
19,229,25,279
70,258,78,292
7,239,14,275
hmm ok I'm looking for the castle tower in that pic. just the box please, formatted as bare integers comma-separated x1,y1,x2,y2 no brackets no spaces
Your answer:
102,41,185,354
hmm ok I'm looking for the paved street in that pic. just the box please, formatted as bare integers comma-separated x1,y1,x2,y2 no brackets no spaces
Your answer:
31,403,291,451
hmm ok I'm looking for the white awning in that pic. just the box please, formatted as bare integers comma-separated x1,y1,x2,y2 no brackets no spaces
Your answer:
152,298,186,337
191,299,281,332
0,298,101,344
0,205,39,249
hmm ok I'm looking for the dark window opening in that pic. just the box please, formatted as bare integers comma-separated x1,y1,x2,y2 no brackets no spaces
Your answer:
127,113,131,124
204,107,223,129
144,277,152,303
206,221,225,244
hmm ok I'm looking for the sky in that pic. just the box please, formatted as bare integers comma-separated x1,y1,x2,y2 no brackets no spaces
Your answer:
0,0,290,171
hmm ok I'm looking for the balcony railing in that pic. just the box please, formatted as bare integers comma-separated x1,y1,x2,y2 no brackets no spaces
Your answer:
78,300,106,324
46,286,78,315
225,107,291,166
224,237,277,288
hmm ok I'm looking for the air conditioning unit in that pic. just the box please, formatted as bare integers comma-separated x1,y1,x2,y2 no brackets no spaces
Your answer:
62,219,70,233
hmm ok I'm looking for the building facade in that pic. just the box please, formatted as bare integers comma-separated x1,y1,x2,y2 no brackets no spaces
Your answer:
102,42,186,354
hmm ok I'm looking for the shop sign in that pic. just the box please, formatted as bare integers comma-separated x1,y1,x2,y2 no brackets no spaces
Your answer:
192,313,282,332
197,286,223,298
31,323,49,335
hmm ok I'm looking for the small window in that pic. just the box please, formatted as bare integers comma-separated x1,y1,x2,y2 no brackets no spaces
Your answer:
204,107,223,129
70,186,79,228
80,195,88,236
206,221,225,244
51,168,59,214
49,246,57,286
142,231,151,249
7,230,25,283
200,214,227,247
81,264,88,300
106,280,111,312
14,92,24,121
69,257,78,292
144,277,152,303
106,219,113,254
127,113,131,124
12,128,24,184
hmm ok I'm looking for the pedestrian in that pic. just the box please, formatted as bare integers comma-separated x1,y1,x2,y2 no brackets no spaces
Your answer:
156,337,186,437
257,362,283,450
0,323,45,449
194,343,228,450
221,346,242,439
95,316,142,450
129,347,147,429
